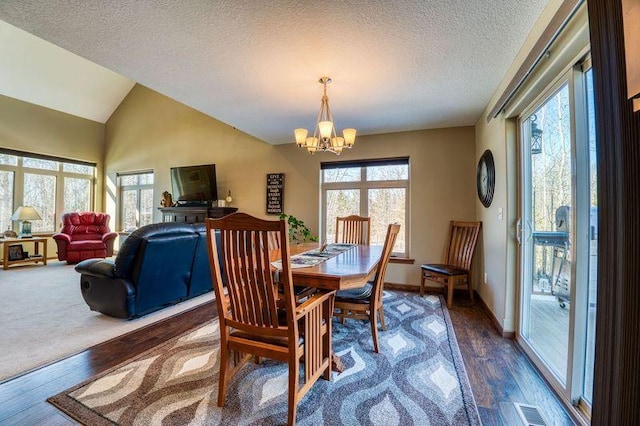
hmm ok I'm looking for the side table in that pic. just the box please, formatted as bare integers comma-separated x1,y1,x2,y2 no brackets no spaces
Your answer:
1,237,48,270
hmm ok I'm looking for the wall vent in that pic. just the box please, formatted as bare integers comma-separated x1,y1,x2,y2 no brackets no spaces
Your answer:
514,403,548,426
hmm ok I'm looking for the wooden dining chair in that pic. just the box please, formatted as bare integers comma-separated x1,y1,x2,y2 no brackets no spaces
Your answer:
420,221,482,309
268,229,316,304
267,230,281,250
333,223,400,353
206,212,335,425
335,215,371,245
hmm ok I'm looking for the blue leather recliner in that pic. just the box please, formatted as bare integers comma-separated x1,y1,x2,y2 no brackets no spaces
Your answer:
75,222,221,319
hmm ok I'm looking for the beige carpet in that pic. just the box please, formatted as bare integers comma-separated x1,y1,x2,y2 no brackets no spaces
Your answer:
0,260,213,383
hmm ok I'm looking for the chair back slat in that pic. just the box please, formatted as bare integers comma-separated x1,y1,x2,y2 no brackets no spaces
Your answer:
444,221,481,271
372,223,401,305
267,231,281,250
207,213,295,333
336,215,371,245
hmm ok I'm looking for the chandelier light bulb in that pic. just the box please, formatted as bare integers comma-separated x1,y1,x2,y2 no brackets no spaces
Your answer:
294,128,308,146
343,128,357,147
318,121,333,139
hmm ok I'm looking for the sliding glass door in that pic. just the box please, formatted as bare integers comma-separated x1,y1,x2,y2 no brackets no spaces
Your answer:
518,61,597,415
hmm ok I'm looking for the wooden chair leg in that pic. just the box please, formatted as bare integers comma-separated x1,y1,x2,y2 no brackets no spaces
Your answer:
323,304,332,381
467,274,474,302
379,306,387,331
420,271,425,297
288,357,299,426
217,347,230,406
447,279,454,310
371,309,380,353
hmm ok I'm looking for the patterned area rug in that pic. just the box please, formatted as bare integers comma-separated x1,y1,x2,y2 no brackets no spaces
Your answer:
48,291,481,425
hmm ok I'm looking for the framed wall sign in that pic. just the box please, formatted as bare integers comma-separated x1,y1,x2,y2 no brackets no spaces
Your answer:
266,173,284,215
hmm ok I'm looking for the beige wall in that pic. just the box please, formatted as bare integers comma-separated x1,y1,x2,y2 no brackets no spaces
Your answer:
0,94,105,259
275,127,477,286
474,0,569,332
105,84,477,286
0,94,104,165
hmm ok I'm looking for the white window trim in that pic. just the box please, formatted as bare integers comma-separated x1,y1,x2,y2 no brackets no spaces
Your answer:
117,171,154,231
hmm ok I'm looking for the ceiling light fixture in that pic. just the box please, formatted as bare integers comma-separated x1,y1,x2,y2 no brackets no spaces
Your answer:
294,77,356,155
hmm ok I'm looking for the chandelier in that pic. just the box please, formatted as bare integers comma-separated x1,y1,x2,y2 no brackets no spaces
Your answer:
294,77,356,155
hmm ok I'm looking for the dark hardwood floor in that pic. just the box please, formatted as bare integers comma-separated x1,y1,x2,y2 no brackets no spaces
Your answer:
0,292,574,425
445,293,575,425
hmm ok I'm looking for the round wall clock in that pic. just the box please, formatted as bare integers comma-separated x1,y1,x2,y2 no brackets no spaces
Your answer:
477,150,495,208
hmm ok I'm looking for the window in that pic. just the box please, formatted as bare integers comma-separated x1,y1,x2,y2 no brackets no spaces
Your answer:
321,158,409,256
0,150,95,234
117,171,154,231
517,59,598,414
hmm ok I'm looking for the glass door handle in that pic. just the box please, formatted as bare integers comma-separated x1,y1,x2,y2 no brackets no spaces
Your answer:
516,218,522,245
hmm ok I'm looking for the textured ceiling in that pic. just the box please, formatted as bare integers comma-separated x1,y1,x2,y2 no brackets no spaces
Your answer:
0,0,549,143
0,20,134,124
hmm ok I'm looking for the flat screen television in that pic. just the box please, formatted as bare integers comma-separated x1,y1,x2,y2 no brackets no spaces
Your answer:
170,164,218,206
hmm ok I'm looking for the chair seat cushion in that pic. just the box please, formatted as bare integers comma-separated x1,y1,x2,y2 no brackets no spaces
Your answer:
68,240,106,251
335,282,373,304
421,264,467,276
231,310,304,347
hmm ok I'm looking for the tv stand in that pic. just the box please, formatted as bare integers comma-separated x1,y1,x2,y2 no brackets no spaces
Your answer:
159,206,238,224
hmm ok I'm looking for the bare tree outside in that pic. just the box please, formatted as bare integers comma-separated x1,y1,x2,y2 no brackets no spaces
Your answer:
0,171,14,233
531,85,572,235
23,173,56,232
64,177,91,212
121,190,139,230
369,188,406,251
326,189,360,242
119,172,154,230
23,158,58,171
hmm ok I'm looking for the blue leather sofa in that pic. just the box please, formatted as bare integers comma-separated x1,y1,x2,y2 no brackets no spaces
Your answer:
75,222,220,319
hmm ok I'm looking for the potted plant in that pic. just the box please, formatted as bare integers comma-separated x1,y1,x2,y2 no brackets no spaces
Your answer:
279,213,318,244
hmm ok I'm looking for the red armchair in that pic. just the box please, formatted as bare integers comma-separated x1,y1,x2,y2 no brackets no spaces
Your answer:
53,212,117,264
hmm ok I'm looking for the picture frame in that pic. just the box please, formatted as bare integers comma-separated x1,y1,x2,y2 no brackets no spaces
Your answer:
8,244,24,261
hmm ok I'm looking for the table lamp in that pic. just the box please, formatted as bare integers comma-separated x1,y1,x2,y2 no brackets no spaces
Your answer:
11,206,42,238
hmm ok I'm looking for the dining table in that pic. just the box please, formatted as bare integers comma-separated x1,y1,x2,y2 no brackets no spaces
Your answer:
277,242,383,291
271,242,384,372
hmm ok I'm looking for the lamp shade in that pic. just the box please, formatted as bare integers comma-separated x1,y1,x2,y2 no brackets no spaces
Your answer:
318,121,333,139
11,206,42,221
294,128,308,146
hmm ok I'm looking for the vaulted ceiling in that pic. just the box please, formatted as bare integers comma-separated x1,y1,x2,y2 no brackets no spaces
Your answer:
0,0,549,144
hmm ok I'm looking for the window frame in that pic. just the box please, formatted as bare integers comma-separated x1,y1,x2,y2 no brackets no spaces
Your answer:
0,150,96,234
321,158,410,257
117,171,154,231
